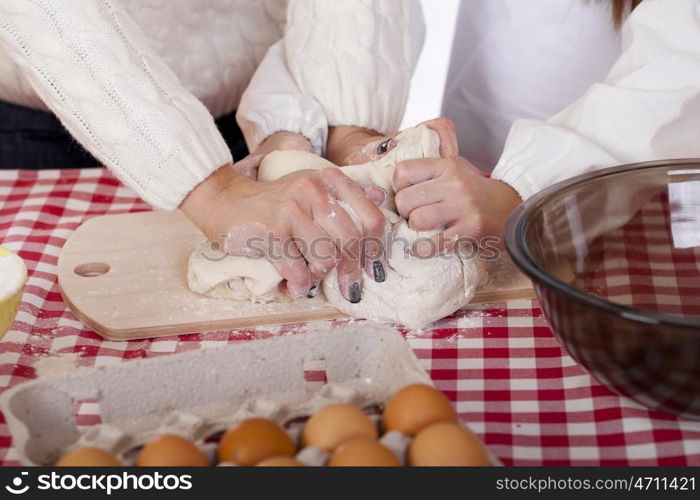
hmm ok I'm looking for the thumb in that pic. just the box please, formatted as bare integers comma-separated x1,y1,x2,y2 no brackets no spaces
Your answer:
231,154,263,179
420,118,459,159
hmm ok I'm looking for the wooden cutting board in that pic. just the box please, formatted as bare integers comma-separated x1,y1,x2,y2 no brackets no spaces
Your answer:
57,211,534,340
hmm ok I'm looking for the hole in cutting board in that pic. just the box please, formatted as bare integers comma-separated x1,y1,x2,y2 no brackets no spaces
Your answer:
74,262,110,277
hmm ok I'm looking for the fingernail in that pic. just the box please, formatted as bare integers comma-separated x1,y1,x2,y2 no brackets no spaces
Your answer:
307,285,319,298
359,182,388,206
348,282,362,303
376,139,391,155
375,138,396,156
370,186,387,206
372,260,386,282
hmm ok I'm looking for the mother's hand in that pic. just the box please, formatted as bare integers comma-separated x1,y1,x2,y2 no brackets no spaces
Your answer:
180,134,386,303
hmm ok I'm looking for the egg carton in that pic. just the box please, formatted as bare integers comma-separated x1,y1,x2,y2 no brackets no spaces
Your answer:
0,324,497,466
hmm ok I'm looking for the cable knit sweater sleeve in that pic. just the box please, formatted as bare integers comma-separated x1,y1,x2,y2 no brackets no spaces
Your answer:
284,0,425,136
0,0,232,210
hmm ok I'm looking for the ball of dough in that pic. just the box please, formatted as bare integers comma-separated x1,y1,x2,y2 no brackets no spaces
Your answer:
323,220,480,329
186,125,483,329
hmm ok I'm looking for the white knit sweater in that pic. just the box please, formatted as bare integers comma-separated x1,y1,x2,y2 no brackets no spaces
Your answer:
0,0,422,209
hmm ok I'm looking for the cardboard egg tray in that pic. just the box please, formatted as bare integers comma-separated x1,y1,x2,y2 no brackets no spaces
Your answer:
0,324,497,466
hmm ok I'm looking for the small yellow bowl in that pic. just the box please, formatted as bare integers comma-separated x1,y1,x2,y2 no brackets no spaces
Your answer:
0,246,27,339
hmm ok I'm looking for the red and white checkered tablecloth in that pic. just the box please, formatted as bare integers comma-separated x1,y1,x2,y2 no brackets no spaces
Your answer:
581,189,700,317
1,168,699,466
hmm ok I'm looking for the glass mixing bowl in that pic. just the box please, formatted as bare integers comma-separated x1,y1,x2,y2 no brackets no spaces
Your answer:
506,159,700,419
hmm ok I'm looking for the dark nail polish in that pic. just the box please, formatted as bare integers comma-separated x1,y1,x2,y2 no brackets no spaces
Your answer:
372,260,386,282
348,282,362,303
307,285,318,298
376,139,391,155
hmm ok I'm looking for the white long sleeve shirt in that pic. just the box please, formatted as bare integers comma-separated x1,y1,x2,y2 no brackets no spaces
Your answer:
284,0,697,202
442,0,622,173
0,0,422,210
491,0,700,199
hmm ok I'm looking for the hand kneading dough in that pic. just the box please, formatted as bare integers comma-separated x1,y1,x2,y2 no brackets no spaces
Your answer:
187,125,482,328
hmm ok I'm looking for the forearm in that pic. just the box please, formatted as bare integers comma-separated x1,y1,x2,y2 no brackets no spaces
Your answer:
180,131,312,240
180,164,241,241
0,0,230,210
326,126,382,165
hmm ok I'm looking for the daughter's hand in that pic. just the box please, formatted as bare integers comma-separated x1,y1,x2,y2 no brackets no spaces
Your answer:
180,132,387,303
392,119,521,256
394,155,521,257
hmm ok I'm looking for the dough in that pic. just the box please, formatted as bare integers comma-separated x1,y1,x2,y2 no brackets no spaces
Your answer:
187,125,482,328
187,242,288,302
322,219,481,329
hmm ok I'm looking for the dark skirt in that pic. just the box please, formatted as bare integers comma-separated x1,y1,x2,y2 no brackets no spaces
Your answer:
0,100,248,169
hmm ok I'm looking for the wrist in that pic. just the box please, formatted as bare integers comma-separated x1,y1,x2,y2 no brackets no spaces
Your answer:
327,126,381,165
494,179,523,205
180,164,245,238
491,179,523,247
256,131,312,156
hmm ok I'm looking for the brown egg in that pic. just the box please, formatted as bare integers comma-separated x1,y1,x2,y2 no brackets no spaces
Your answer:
408,422,490,466
383,384,457,435
328,438,400,466
136,434,208,466
302,404,378,451
256,455,304,466
56,447,121,466
218,418,295,466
